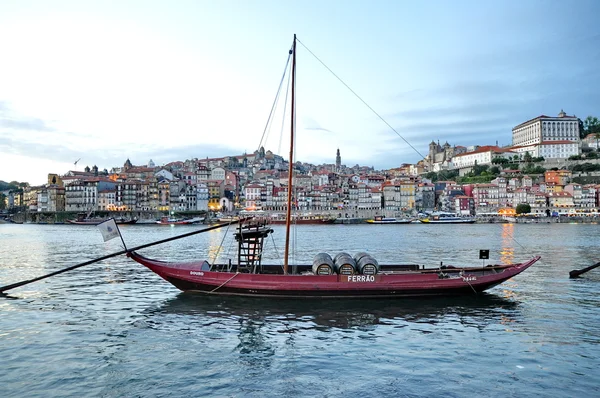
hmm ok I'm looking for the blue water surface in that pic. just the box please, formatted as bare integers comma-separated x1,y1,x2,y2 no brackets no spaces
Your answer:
1,223,599,397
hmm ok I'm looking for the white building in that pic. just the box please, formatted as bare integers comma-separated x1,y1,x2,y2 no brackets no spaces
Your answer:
244,183,263,209
196,183,209,211
98,189,116,211
452,146,515,169
582,133,600,150
511,110,580,158
210,167,226,182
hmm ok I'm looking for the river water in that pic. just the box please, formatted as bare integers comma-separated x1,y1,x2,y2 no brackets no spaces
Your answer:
1,223,599,397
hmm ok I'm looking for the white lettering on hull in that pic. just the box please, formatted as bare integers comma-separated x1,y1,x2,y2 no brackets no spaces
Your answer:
190,271,204,276
339,275,380,283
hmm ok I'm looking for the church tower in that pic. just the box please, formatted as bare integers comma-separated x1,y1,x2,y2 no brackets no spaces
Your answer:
336,148,341,171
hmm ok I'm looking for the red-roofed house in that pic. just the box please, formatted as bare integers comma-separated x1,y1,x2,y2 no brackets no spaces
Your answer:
452,146,515,170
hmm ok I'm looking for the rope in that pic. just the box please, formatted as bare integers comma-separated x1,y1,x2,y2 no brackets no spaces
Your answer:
498,223,539,260
294,37,538,268
209,272,239,293
460,271,477,294
296,38,426,160
257,46,293,152
209,221,232,266
278,64,292,155
464,277,478,295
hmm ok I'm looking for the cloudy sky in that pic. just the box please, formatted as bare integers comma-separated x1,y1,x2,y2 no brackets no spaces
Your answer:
1,0,599,185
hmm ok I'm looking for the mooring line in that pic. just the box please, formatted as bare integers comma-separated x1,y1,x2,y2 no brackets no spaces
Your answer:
498,223,539,260
208,272,239,293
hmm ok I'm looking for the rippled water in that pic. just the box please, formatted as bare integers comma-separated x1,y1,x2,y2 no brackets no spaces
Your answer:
1,223,599,397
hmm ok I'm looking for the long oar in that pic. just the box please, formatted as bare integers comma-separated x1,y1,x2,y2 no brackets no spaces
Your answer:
0,219,242,294
569,261,600,278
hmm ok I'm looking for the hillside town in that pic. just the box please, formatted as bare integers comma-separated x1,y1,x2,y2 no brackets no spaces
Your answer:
2,110,600,221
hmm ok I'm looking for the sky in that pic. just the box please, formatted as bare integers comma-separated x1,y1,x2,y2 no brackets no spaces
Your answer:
1,0,599,185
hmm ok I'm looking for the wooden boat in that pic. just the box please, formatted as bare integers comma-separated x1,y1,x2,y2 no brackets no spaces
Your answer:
218,216,239,223
268,213,336,225
128,35,539,298
129,248,539,298
67,213,137,225
0,216,22,224
156,216,204,225
366,216,412,224
420,213,476,224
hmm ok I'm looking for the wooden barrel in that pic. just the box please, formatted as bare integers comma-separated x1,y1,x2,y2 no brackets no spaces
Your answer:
333,252,356,275
312,253,334,275
354,252,379,275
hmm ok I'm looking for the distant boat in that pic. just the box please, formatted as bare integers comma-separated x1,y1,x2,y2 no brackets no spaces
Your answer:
268,213,336,225
156,216,204,225
66,213,137,225
366,216,412,224
420,213,476,224
218,216,239,223
0,217,22,224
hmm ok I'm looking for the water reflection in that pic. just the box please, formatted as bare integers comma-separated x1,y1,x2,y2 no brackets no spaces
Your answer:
150,293,520,331
500,223,515,264
206,227,233,264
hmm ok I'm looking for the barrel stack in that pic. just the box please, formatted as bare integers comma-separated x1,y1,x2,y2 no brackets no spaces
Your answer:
311,252,379,275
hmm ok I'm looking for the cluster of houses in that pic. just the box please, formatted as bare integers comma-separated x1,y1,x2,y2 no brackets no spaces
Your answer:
3,110,600,218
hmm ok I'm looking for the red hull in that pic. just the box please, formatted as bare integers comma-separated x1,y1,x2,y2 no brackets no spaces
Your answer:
128,251,539,298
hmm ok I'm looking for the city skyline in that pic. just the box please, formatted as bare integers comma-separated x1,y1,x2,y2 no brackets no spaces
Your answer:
1,0,599,185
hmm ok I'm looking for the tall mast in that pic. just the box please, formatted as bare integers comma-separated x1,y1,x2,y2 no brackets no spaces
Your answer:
283,34,296,275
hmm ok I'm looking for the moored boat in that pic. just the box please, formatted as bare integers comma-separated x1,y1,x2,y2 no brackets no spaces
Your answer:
218,216,239,223
366,216,412,224
128,220,539,298
269,213,336,225
127,35,538,299
156,216,204,225
420,213,476,224
66,214,137,225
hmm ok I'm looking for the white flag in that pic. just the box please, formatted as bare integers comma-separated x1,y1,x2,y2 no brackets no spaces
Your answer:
97,218,121,242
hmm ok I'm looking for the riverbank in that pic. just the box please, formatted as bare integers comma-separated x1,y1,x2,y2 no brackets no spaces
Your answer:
5,210,600,225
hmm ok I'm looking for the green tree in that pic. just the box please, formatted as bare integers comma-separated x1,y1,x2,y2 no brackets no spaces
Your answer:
490,166,500,175
572,164,583,172
0,193,6,210
492,157,509,166
582,116,600,146
438,170,459,181
516,203,531,214
423,172,438,182
523,152,533,163
472,164,489,176
583,116,600,134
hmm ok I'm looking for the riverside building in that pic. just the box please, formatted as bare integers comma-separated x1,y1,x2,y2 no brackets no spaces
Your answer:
511,110,580,158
